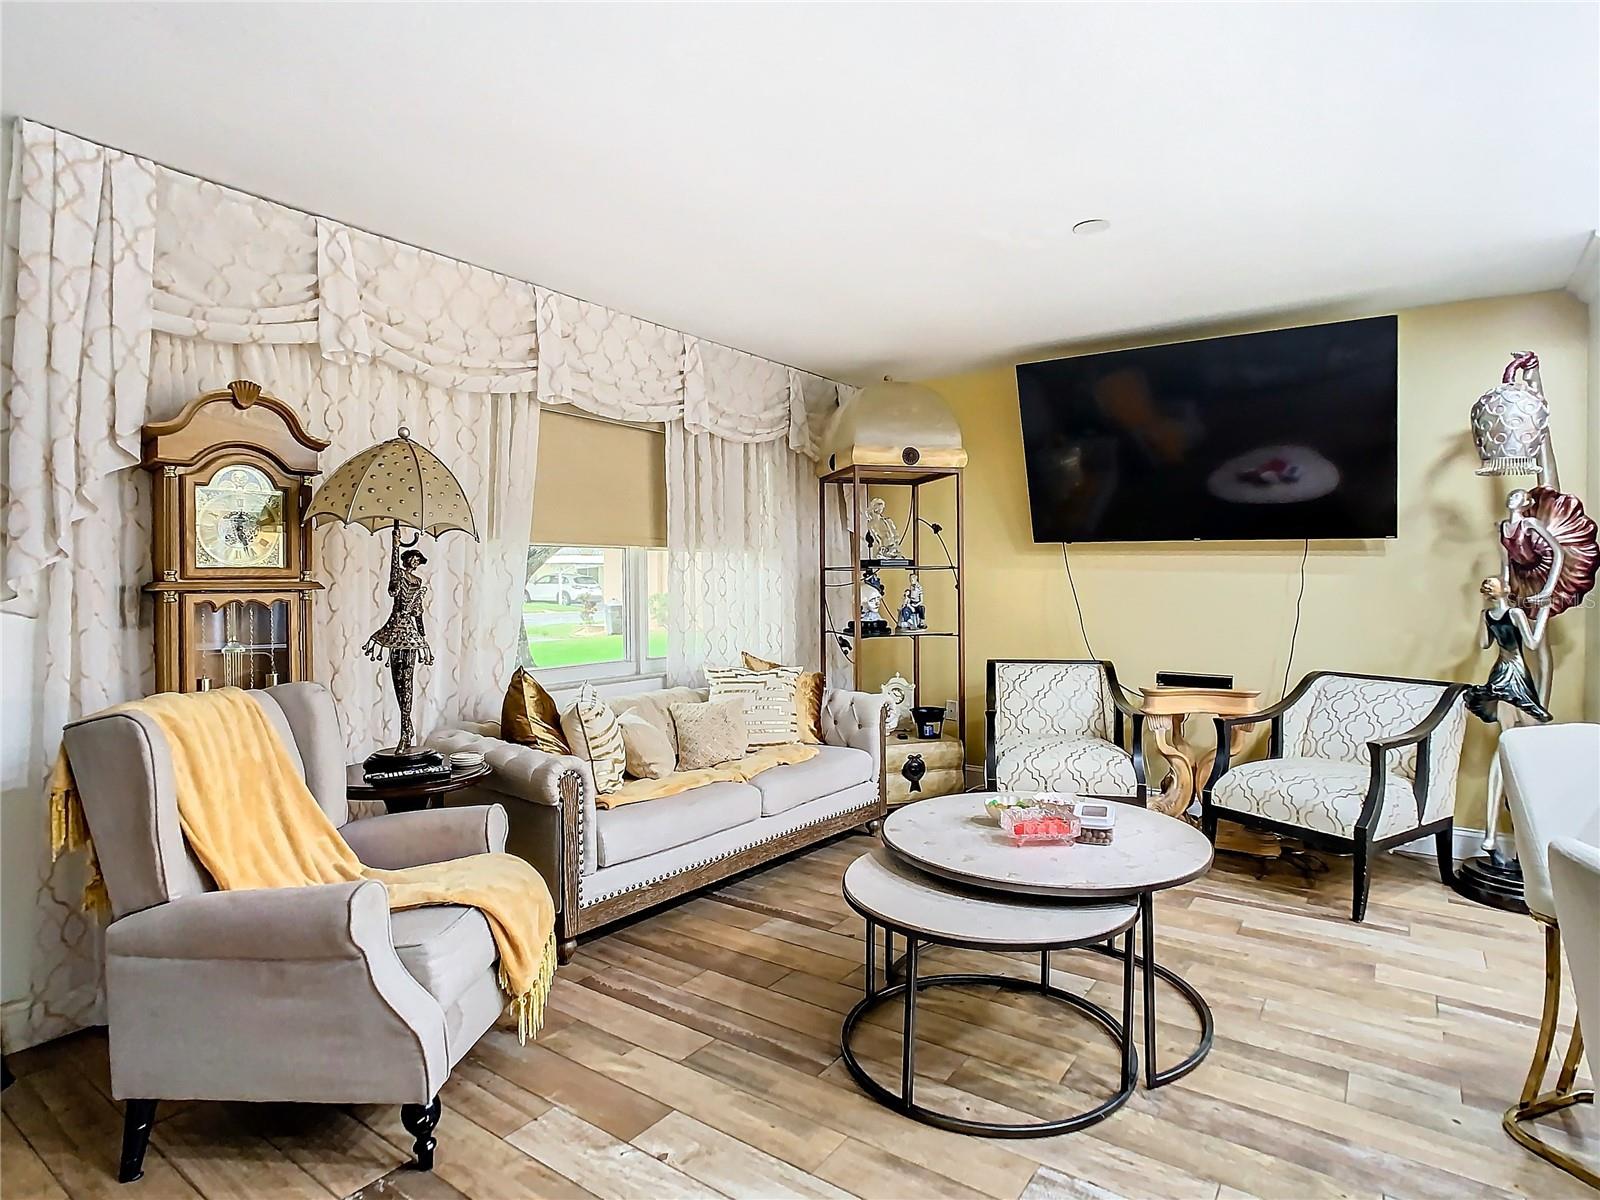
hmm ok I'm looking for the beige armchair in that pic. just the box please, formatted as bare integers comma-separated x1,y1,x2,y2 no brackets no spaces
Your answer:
62,683,510,1184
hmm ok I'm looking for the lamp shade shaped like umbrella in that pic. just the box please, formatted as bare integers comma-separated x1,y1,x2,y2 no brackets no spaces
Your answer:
307,427,479,541
308,427,479,768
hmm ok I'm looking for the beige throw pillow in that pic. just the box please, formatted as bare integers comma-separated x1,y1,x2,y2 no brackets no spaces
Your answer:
743,651,824,743
617,710,676,780
706,665,802,746
560,684,626,794
670,698,749,770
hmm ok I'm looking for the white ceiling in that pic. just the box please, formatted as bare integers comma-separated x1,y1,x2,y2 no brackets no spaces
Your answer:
3,3,1596,382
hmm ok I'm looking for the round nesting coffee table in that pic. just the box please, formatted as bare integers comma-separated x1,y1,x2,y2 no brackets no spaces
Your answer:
879,793,1215,1090
842,848,1140,1137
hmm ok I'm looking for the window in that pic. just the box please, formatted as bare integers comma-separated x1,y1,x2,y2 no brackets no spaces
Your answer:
521,544,669,683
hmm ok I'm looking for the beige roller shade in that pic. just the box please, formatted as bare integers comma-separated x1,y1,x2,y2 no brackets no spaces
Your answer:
530,409,667,547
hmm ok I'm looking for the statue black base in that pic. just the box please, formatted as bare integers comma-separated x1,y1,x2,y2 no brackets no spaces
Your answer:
1452,852,1528,914
364,746,446,775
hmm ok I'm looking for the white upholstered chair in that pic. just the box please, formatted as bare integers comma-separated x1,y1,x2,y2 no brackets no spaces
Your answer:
1501,723,1600,1187
1551,838,1600,1097
985,659,1145,799
1202,671,1469,921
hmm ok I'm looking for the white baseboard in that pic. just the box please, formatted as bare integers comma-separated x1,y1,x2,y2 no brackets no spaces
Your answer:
1391,826,1513,862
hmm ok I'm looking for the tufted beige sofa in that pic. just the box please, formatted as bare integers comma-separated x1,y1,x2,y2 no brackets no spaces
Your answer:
427,684,890,958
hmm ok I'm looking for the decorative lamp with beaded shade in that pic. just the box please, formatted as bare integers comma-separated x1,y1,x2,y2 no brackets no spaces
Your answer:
308,428,479,772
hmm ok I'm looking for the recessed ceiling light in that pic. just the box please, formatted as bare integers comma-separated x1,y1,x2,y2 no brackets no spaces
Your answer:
1072,219,1111,235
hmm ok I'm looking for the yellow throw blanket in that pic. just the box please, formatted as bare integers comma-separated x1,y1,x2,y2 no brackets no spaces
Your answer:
50,688,557,1042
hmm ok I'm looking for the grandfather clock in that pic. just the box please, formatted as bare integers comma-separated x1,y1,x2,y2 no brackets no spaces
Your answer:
143,380,328,693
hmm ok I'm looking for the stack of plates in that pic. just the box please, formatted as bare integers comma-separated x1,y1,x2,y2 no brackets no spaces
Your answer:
449,750,486,770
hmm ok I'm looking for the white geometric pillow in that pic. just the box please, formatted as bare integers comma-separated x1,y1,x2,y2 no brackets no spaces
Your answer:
705,665,802,746
559,683,626,794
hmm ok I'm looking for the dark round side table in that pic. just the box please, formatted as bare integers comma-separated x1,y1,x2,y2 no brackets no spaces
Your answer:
345,762,492,814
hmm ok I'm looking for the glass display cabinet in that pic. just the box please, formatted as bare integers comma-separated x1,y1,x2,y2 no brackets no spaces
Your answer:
142,380,328,693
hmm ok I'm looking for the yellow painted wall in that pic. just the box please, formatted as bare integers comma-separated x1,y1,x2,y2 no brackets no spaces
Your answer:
893,292,1591,829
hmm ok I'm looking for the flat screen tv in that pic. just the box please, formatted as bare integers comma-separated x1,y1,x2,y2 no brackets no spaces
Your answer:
1016,316,1398,542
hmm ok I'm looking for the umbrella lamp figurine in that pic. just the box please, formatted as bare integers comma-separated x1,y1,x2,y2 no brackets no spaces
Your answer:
308,427,479,774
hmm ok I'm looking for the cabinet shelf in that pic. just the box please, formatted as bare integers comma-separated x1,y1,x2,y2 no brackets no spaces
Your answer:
826,629,957,641
824,563,957,572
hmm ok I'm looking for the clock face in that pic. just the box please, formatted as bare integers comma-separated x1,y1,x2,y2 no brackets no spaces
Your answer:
193,464,287,569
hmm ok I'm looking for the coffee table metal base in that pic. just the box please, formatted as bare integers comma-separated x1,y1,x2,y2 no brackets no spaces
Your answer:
843,920,1139,1138
881,893,1214,1093
1085,893,1214,1089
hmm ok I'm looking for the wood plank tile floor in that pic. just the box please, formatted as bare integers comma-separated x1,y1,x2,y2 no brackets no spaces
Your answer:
4,835,1596,1199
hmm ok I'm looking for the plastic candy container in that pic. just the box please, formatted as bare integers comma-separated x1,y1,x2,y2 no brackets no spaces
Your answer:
999,803,1081,846
984,792,1073,823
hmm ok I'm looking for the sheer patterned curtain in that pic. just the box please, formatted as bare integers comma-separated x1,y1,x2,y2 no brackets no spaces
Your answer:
665,423,819,682
0,124,158,1044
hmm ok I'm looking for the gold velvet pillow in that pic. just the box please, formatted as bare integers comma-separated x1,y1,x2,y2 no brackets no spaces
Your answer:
743,651,824,743
501,667,569,755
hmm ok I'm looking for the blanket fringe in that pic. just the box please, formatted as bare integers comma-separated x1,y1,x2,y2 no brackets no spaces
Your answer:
49,751,110,914
500,930,560,1044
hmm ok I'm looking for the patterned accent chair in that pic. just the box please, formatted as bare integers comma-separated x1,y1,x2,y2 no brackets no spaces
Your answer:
1202,671,1469,921
985,659,1146,798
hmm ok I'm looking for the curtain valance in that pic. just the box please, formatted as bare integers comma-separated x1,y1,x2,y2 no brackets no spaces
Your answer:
140,135,847,444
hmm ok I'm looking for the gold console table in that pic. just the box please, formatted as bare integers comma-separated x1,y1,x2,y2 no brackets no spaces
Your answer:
1140,686,1281,860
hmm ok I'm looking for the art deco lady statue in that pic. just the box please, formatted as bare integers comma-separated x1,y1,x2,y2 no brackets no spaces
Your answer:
363,524,436,755
1503,486,1597,621
1466,575,1551,727
1467,573,1554,865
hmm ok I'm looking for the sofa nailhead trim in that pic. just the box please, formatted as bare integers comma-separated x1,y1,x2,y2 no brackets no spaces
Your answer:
578,793,879,908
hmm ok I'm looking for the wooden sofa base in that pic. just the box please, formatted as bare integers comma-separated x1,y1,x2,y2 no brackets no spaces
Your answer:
557,797,885,958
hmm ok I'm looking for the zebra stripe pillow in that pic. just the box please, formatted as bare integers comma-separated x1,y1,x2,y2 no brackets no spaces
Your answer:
559,683,626,794
705,665,803,746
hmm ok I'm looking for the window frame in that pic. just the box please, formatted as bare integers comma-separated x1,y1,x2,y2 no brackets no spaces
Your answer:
522,545,667,688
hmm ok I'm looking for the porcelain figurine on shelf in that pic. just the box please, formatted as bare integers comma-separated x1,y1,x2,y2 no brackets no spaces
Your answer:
861,497,907,563
858,565,891,636
897,572,926,631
